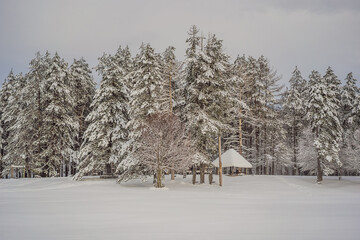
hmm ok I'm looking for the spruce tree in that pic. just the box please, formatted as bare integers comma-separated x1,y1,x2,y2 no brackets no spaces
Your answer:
75,47,130,180
283,67,307,175
340,73,359,128
1,72,27,177
69,58,96,175
305,70,342,183
224,55,248,156
39,53,77,177
339,73,360,175
183,32,232,183
18,52,52,176
0,71,18,176
117,43,164,182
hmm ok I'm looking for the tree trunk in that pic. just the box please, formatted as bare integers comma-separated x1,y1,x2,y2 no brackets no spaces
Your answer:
171,161,175,180
209,172,213,185
157,167,162,188
264,123,269,175
219,134,223,187
153,172,156,184
192,166,196,185
317,155,323,183
255,126,260,175
200,163,205,184
338,168,342,180
156,146,162,188
315,127,322,183
293,118,298,175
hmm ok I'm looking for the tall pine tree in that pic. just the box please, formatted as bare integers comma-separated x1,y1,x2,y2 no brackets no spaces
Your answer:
305,70,342,183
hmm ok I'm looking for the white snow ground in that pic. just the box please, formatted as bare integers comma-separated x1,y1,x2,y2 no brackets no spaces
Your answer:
0,175,359,240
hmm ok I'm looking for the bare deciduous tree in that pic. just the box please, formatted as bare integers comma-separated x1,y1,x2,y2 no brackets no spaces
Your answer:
134,112,194,188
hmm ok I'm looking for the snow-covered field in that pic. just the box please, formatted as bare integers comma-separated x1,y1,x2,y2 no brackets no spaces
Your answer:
0,175,359,240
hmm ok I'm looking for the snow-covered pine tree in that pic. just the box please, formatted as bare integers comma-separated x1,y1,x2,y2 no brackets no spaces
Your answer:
298,127,317,174
69,58,96,175
340,73,359,129
117,43,164,182
180,26,204,184
240,55,283,175
268,108,291,175
227,55,256,173
1,72,28,177
39,53,78,177
12,52,53,177
305,70,342,183
324,66,341,100
0,71,18,176
283,67,307,175
224,55,249,158
257,56,284,175
239,56,261,173
0,122,3,175
162,45,180,180
111,46,133,167
339,73,360,175
24,52,53,176
74,47,131,180
183,32,232,183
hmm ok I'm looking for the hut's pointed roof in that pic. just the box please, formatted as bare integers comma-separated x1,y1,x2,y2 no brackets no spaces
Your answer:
212,149,252,168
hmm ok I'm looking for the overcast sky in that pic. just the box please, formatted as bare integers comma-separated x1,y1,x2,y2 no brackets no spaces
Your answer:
0,0,359,87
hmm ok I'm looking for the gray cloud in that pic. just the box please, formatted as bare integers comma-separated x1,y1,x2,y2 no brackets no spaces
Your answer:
0,0,359,86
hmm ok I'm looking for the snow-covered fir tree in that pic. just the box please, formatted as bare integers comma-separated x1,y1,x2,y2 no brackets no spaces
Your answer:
117,43,164,182
39,53,78,177
239,56,261,172
339,73,360,175
1,72,27,177
305,70,342,183
182,30,233,183
68,58,96,174
340,73,359,129
19,52,53,176
257,56,284,175
298,127,317,174
283,67,307,175
237,55,285,175
111,46,133,166
224,55,248,156
74,47,131,180
0,71,19,176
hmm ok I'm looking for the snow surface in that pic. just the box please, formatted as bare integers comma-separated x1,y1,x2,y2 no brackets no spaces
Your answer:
0,175,360,240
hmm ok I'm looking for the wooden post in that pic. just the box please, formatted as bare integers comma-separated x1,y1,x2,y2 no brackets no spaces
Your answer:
219,133,222,187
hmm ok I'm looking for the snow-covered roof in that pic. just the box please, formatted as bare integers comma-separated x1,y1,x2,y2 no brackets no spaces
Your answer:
212,149,252,168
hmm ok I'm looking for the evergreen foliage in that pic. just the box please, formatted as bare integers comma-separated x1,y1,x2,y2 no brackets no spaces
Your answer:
1,26,359,182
